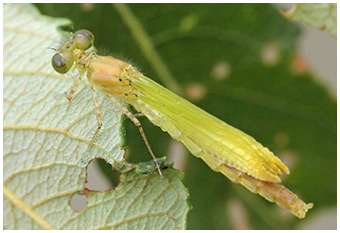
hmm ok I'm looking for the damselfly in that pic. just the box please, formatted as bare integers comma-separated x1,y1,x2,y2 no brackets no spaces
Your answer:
51,29,313,218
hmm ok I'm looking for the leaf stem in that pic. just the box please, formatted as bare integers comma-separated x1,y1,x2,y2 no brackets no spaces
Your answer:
113,3,182,95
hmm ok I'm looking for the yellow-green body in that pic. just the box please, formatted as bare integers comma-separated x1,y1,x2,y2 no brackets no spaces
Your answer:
87,54,288,183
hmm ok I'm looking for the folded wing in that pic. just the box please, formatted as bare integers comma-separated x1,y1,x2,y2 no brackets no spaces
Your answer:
130,75,289,182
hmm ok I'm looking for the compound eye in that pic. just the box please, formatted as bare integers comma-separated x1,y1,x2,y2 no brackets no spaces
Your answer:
73,29,94,51
51,51,74,74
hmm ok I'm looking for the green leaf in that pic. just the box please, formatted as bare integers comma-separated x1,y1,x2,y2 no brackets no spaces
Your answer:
282,3,337,37
3,3,189,230
33,3,335,229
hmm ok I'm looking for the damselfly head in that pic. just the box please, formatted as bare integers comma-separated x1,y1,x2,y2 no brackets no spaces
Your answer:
73,29,95,51
51,50,75,74
51,29,94,74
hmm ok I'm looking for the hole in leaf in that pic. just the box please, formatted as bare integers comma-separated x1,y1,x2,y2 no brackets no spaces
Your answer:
167,140,188,171
70,193,87,212
85,158,121,192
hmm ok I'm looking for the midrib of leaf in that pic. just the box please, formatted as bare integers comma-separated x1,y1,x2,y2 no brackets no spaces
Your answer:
3,186,55,230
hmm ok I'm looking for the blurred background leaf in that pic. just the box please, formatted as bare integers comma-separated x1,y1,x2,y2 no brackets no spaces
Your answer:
34,3,336,230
